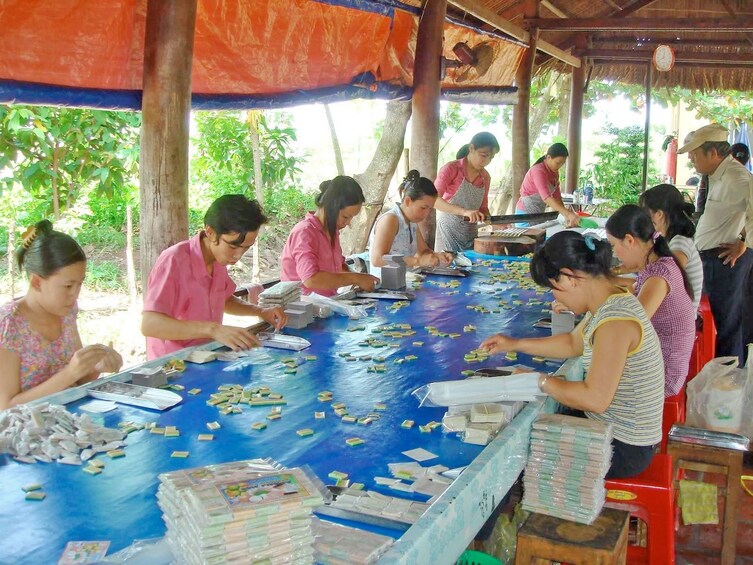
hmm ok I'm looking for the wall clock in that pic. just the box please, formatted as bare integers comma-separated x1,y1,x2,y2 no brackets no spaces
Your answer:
653,44,675,72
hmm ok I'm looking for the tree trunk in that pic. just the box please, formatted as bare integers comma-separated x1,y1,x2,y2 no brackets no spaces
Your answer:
557,73,571,140
324,104,344,176
492,77,559,215
341,100,412,255
249,113,264,283
125,202,138,310
139,0,197,292
411,0,447,250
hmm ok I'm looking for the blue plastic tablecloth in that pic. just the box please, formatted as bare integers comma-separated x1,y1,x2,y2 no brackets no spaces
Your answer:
0,255,561,564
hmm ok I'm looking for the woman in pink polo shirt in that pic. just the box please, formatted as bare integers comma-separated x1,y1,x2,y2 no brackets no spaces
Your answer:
142,195,286,360
280,176,379,296
434,132,499,252
517,143,580,227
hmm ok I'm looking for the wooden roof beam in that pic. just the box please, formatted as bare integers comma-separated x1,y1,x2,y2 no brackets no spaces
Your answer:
592,36,751,47
718,0,753,49
525,17,753,32
582,48,753,64
541,1,567,19
448,0,581,67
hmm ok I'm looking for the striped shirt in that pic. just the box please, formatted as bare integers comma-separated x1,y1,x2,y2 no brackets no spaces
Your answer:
583,292,664,446
635,257,696,397
669,235,703,312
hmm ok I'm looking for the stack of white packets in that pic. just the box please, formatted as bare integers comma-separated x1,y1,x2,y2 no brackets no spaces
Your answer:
522,414,613,524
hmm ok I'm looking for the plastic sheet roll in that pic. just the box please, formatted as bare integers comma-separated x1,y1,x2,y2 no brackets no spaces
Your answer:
412,373,544,407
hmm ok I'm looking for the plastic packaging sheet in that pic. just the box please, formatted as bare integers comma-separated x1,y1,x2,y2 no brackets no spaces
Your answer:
302,292,369,319
412,373,545,407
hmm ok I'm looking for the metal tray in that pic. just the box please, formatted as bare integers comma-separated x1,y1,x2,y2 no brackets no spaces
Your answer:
88,381,182,411
420,266,470,277
356,289,416,301
669,424,749,452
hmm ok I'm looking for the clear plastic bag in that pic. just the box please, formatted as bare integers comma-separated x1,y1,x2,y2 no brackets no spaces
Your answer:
301,292,368,319
412,373,544,407
686,354,752,438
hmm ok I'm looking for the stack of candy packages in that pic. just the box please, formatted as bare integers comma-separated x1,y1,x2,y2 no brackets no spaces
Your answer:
157,458,328,564
522,414,613,524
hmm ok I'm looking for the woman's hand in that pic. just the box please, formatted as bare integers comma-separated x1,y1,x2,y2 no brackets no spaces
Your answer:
479,333,518,355
464,209,486,223
260,306,287,331
551,300,571,314
437,252,455,266
353,273,380,292
565,210,581,227
417,253,440,268
68,345,122,380
210,324,261,351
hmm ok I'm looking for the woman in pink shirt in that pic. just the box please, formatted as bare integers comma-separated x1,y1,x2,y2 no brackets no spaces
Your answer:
0,220,123,409
517,143,580,227
606,205,696,397
142,195,286,360
434,132,500,252
280,176,379,296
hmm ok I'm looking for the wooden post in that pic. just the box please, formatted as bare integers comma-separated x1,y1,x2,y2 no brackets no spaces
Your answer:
139,0,198,291
642,63,653,191
566,35,587,194
511,0,539,210
411,0,447,249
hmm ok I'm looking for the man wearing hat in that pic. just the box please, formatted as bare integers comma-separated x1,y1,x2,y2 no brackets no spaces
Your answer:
679,123,753,364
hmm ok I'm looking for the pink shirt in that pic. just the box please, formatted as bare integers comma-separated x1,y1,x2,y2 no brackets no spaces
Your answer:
635,257,696,397
0,301,79,391
517,161,562,213
435,158,491,215
280,212,344,297
143,232,236,360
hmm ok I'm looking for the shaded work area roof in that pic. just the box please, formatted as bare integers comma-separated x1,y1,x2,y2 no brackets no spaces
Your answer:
0,0,526,110
446,0,753,92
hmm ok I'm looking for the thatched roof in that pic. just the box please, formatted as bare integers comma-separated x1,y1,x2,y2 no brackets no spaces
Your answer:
445,0,753,92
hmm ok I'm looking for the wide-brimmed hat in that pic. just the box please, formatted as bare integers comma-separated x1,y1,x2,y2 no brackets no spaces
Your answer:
678,124,728,154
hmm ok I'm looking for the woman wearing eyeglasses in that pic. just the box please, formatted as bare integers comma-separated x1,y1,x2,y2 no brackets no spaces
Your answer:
141,195,286,360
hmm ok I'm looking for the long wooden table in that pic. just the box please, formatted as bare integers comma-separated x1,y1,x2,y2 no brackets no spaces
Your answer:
0,254,577,564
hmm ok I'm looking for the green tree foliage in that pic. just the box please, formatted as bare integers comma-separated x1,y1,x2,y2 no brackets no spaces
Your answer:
582,125,660,208
190,111,312,237
0,105,140,226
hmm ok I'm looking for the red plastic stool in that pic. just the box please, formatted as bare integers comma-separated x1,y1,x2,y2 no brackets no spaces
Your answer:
604,454,675,565
687,331,702,380
660,389,686,453
696,295,716,376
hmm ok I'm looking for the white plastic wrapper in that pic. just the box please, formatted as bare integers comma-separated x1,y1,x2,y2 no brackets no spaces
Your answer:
301,292,368,319
412,373,544,407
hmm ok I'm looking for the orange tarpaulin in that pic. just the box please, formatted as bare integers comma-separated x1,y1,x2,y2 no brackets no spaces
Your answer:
0,0,524,108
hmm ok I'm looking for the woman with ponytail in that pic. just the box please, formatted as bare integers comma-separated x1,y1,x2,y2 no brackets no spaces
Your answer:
434,131,500,252
480,231,664,478
0,221,123,409
517,142,580,227
606,204,696,397
280,176,379,296
368,170,454,277
639,184,704,311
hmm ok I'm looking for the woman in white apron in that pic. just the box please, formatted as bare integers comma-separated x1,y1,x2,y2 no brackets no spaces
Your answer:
434,132,500,252
517,142,580,227
368,170,454,277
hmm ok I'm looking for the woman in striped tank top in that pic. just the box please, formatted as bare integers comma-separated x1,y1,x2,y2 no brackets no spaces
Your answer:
481,231,664,478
